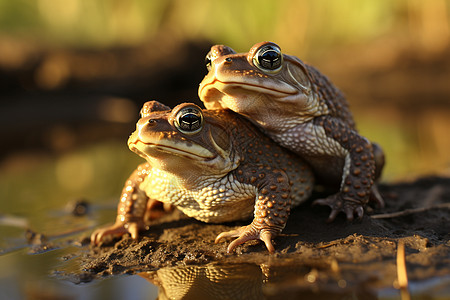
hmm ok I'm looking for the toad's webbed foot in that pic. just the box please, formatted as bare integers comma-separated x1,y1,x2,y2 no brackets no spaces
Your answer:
215,223,276,254
313,184,384,222
313,193,364,222
90,220,144,245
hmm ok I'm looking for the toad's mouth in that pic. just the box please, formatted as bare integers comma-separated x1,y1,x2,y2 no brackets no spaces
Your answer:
129,139,215,161
199,78,297,99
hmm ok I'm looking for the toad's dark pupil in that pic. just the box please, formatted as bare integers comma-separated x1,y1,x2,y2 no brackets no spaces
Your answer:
258,48,281,70
180,113,201,131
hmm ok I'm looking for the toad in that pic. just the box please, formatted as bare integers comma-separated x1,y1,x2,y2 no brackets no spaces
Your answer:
199,42,385,221
91,101,314,253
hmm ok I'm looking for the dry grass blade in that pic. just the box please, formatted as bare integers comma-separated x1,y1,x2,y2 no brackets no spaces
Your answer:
397,240,411,300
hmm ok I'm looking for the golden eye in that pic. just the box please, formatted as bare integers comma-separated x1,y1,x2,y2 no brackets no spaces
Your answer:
253,44,283,74
174,106,203,135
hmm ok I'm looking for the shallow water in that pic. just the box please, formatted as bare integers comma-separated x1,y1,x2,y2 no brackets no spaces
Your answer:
0,140,156,299
0,249,157,300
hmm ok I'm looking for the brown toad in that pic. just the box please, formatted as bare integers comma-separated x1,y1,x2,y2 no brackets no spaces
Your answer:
91,101,314,253
199,41,385,221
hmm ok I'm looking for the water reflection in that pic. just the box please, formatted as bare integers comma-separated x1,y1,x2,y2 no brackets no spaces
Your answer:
139,262,377,300
140,263,263,300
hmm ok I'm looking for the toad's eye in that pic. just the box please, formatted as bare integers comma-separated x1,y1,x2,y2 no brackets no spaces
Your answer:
253,44,283,73
205,51,213,71
174,106,203,134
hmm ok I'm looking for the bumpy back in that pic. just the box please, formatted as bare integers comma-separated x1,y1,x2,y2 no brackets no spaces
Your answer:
306,64,356,129
215,110,314,207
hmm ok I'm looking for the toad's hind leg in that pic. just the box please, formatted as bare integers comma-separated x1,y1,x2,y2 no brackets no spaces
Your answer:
312,116,383,221
144,199,175,222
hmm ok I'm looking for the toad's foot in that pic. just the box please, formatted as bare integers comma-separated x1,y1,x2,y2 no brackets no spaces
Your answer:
215,224,276,254
90,221,144,245
313,193,364,222
313,185,384,222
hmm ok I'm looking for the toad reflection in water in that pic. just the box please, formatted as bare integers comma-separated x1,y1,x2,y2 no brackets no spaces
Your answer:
140,264,264,300
91,101,314,253
199,42,385,222
138,262,378,300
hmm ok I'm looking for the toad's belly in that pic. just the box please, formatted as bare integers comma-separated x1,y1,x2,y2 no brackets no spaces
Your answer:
175,195,255,223
139,168,256,223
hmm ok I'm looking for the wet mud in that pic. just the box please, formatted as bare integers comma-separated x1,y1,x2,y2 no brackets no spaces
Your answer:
64,176,450,297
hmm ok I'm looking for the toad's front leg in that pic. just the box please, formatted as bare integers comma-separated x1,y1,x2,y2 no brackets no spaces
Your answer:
91,163,169,245
215,168,291,253
312,116,384,221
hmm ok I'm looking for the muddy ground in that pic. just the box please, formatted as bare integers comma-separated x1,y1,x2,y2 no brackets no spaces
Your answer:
62,176,450,297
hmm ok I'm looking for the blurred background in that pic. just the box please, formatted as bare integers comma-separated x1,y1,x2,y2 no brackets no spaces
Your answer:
0,0,449,297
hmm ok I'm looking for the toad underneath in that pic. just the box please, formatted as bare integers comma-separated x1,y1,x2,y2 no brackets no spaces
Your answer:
199,42,385,221
91,101,314,253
